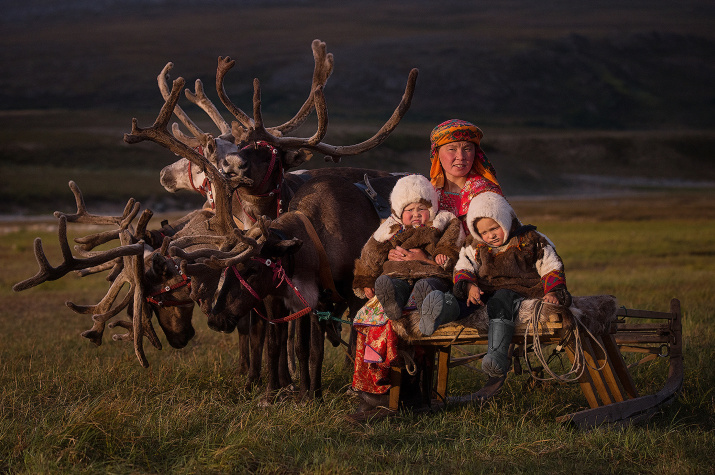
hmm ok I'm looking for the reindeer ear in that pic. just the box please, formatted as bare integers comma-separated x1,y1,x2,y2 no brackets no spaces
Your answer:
283,149,312,169
200,134,217,157
145,253,169,282
261,237,303,258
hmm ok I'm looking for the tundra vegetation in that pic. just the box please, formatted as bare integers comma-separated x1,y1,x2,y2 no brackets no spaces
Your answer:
1,1,714,473
1,192,713,473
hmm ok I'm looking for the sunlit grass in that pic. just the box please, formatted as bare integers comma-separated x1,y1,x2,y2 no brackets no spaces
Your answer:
1,194,714,473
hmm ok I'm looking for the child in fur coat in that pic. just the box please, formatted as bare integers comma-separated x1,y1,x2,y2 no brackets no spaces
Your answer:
348,174,464,419
352,174,465,327
421,191,571,377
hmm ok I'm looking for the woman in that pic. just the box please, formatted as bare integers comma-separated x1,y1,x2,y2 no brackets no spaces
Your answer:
389,118,503,262
346,120,503,421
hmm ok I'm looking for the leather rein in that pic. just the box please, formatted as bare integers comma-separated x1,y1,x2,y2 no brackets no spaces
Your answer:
186,145,216,210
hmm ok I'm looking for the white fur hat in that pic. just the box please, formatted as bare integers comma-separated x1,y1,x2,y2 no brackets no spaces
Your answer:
390,174,439,222
466,192,518,243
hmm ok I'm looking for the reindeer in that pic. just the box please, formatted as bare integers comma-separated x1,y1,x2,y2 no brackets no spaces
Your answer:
12,181,204,368
12,70,261,368
177,173,401,402
126,39,418,393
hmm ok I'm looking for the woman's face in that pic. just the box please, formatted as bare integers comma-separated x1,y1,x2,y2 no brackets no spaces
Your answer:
438,141,476,180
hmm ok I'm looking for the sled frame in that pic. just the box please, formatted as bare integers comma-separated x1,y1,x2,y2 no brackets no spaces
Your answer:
388,299,683,428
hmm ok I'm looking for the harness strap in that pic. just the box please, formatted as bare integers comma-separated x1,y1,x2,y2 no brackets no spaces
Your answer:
146,259,193,307
294,210,345,304
187,157,215,210
230,258,313,324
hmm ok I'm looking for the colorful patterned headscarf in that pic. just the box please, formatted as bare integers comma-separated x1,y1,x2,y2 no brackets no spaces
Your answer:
429,119,499,189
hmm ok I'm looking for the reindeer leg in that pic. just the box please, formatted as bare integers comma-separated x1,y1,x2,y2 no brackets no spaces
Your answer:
277,321,293,391
308,312,326,401
260,321,282,406
237,332,250,376
234,310,251,380
295,312,311,401
260,298,292,405
247,312,265,390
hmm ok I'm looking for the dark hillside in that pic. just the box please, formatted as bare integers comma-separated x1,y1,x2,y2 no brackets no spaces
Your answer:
1,0,714,214
1,0,714,128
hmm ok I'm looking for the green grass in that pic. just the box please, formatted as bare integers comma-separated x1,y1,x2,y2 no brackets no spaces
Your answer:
1,192,714,473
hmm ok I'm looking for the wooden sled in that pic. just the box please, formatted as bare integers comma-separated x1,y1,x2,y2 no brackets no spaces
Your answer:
387,298,683,428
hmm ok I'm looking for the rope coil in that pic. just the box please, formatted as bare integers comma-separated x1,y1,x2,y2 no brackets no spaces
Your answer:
522,301,608,383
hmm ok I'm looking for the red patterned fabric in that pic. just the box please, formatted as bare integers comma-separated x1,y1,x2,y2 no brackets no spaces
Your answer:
351,321,399,395
542,269,566,294
437,174,503,233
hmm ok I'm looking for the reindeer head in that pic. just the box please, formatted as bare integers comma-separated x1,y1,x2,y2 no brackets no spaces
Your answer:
209,233,303,324
12,181,201,367
144,251,195,348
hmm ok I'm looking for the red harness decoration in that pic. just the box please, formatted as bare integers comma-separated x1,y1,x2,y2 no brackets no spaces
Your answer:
230,257,312,323
187,146,215,209
146,259,193,308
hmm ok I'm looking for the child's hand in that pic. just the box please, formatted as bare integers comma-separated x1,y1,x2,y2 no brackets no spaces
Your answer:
543,292,559,304
435,254,448,266
467,283,484,307
364,287,375,299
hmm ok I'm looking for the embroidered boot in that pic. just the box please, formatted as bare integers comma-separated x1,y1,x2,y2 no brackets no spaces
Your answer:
419,290,460,336
375,275,411,320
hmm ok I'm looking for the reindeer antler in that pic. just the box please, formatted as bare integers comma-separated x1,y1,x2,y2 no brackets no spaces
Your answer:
12,215,145,292
124,77,244,235
159,62,233,144
170,227,260,269
230,58,418,163
219,39,335,142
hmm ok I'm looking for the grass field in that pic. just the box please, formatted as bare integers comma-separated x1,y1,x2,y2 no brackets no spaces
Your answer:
1,191,713,473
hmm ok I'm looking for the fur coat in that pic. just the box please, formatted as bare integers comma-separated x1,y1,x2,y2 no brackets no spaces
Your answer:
352,210,464,298
453,192,567,301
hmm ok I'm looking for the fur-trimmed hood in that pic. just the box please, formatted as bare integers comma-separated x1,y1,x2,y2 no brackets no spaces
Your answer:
373,210,458,242
389,174,439,223
466,192,521,244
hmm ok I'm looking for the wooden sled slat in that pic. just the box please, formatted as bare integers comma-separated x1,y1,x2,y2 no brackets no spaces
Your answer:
603,334,639,399
559,299,683,427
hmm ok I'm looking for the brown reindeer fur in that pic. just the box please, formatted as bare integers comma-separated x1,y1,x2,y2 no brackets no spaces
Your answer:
391,294,617,343
209,174,401,401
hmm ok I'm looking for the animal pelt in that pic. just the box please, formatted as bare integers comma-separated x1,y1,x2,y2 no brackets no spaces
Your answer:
391,294,617,343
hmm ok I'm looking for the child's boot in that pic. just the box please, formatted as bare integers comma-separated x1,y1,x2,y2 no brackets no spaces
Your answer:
375,275,411,320
481,317,515,377
419,290,460,336
409,278,448,316
481,290,521,377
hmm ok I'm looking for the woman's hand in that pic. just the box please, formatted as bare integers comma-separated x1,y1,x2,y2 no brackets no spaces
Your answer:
466,283,484,307
435,254,448,266
388,246,429,262
364,287,375,299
